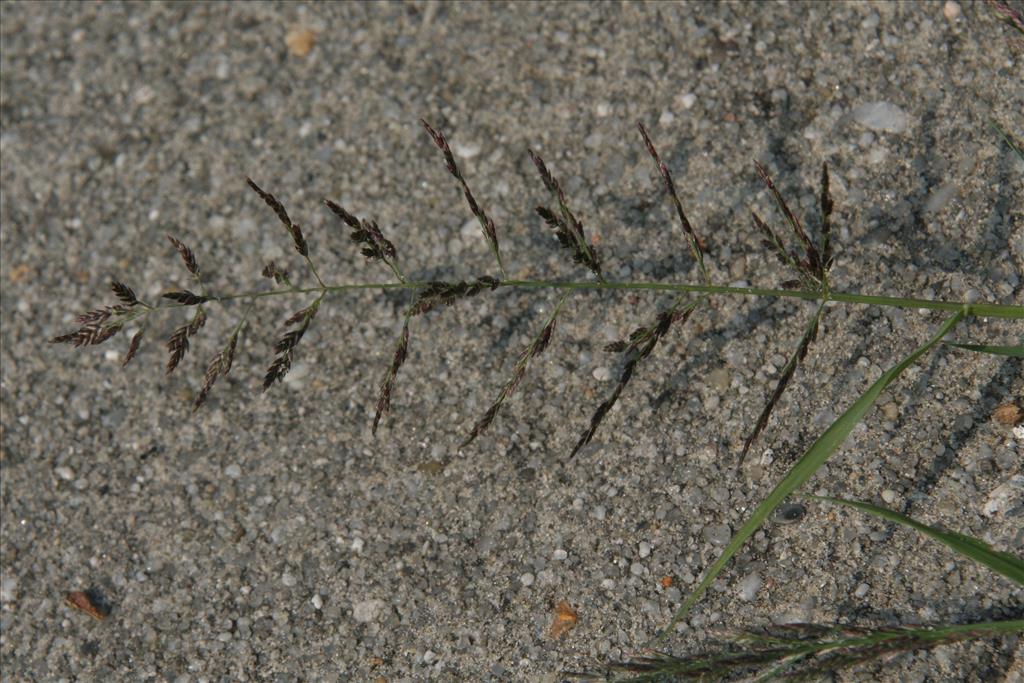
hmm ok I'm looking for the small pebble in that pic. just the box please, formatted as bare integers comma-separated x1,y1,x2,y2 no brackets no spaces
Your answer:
854,583,870,598
350,538,365,553
630,561,645,576
592,366,611,382
738,572,762,601
881,489,898,505
774,503,806,524
943,1,961,20
678,92,697,110
851,101,910,133
55,466,75,481
519,572,535,587
552,549,568,561
311,594,323,610
281,572,297,587
600,578,616,590
638,542,651,559
224,464,242,479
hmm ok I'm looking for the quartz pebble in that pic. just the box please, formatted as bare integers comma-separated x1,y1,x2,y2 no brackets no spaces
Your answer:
738,572,762,601
851,101,910,133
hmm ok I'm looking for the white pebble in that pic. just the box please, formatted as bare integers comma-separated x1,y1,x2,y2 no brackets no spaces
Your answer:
658,110,675,126
600,578,616,590
943,1,961,20
352,598,386,623
854,583,870,598
881,489,898,504
738,572,762,601
595,102,612,117
423,650,437,664
678,92,697,110
350,537,365,553
638,542,651,559
55,466,75,481
592,366,612,382
519,572,535,587
311,594,323,610
224,464,242,479
452,141,481,159
552,549,568,561
281,571,297,587
851,101,910,134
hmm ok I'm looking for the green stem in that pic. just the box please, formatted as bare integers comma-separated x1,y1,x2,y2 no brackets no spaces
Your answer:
203,278,1022,319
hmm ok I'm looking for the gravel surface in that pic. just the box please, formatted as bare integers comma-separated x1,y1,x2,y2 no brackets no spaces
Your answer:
2,2,1022,681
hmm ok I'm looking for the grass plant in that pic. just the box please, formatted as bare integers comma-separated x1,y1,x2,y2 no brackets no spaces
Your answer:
50,118,1023,680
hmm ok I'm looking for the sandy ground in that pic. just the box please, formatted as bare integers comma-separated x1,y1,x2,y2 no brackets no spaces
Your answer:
1,1,1022,681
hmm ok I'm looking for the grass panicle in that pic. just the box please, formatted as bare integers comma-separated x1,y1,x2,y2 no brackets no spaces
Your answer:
408,276,500,317
165,307,206,375
421,119,506,276
194,328,241,410
374,317,410,435
263,298,321,391
246,177,308,257
322,198,403,281
166,234,200,277
48,119,1024,680
636,122,708,284
576,300,699,457
529,148,604,281
462,294,567,448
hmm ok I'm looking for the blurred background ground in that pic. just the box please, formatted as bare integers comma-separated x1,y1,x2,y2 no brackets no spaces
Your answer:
1,1,1022,681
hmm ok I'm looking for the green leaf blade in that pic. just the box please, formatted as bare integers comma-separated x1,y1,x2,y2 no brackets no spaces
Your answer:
809,495,1024,586
658,312,965,640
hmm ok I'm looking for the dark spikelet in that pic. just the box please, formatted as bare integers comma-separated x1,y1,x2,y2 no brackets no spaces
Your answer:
165,308,206,375
461,299,563,448
194,329,240,410
409,276,500,316
247,177,308,257
263,299,320,390
262,261,290,286
528,149,603,280
636,122,706,275
162,290,212,306
75,307,113,325
166,235,199,276
122,329,144,367
421,119,504,273
573,302,696,457
739,304,824,464
51,320,123,347
323,200,398,262
110,281,138,305
373,319,410,435
754,160,822,279
751,211,807,281
820,162,834,272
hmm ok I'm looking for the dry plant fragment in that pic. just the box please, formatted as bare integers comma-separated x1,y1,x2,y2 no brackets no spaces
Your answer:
993,403,1023,425
65,590,110,621
549,600,578,639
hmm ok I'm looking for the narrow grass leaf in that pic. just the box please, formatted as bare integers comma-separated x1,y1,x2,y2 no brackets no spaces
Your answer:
809,495,1024,585
943,341,1024,357
660,311,964,639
